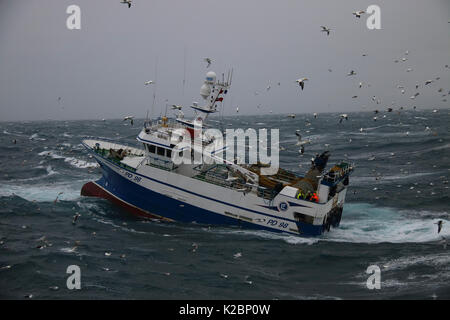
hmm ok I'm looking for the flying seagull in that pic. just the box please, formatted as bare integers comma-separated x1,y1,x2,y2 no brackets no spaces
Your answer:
339,114,348,123
352,10,365,18
295,78,308,90
144,80,154,85
204,57,212,68
320,26,331,35
295,130,310,150
72,213,81,225
123,116,134,126
120,0,132,8
425,80,433,85
347,70,356,76
171,105,182,110
435,220,444,234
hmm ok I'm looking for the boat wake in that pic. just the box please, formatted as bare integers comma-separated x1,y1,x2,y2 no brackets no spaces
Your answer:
211,202,449,245
321,203,449,244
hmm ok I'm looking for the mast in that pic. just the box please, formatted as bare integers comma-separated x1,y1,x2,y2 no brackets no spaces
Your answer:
191,70,232,124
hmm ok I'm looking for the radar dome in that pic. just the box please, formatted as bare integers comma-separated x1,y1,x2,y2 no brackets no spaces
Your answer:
205,71,216,84
200,83,211,99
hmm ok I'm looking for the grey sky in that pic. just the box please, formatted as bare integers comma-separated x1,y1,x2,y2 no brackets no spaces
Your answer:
0,0,449,121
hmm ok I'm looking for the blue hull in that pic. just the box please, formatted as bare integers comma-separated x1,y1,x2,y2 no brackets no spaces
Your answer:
86,159,325,237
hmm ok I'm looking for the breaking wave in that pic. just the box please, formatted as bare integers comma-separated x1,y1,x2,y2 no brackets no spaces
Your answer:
322,203,450,243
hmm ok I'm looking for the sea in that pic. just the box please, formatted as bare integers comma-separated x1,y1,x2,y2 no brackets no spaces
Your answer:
0,110,449,300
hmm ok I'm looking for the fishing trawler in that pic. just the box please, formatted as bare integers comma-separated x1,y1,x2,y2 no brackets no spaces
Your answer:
81,71,354,236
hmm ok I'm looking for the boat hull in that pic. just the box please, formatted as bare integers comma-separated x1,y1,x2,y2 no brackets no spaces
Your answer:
81,157,327,236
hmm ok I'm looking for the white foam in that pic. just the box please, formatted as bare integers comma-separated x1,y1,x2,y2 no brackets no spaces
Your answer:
38,150,98,168
214,228,318,245
322,203,450,243
0,181,84,202
38,150,65,159
380,253,450,271
64,157,98,169
29,133,46,141
46,165,57,176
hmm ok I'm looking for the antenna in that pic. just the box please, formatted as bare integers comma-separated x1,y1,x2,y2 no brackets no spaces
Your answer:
182,46,187,96
151,56,158,118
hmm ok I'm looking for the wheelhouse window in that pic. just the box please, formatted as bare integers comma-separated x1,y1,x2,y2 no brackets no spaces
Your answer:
157,147,165,156
166,149,172,158
148,144,155,153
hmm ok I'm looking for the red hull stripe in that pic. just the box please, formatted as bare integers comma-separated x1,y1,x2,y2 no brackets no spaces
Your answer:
81,181,173,221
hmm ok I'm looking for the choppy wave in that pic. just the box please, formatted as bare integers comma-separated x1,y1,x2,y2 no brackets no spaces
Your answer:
322,203,450,243
0,181,84,202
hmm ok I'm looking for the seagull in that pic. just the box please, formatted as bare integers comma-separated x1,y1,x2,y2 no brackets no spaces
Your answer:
233,252,242,259
54,192,64,203
72,213,80,225
144,80,154,85
435,220,444,234
287,114,296,118
320,26,331,35
313,112,318,119
295,130,310,146
204,57,212,68
236,106,239,113
425,80,433,85
120,0,132,8
171,104,182,110
123,116,134,126
347,70,356,76
359,82,363,88
352,10,365,18
339,114,348,123
410,93,420,99
295,78,308,90
266,85,271,91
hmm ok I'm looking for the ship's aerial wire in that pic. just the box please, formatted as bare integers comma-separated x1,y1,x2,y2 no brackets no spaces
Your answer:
182,46,187,97
152,56,158,119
